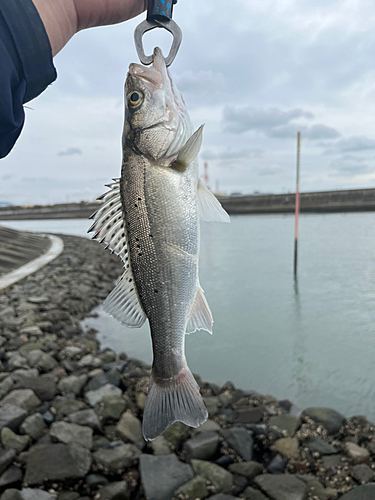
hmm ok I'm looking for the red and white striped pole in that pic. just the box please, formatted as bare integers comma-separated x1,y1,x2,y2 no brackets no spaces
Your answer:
294,132,301,276
204,162,209,186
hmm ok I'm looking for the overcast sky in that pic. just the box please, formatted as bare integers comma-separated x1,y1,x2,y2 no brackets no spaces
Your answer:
2,0,375,204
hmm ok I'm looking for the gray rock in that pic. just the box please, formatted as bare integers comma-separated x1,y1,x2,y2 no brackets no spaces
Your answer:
140,454,194,500
20,413,46,440
302,408,345,435
345,442,370,464
93,444,141,473
66,409,102,433
50,422,93,449
57,493,80,500
242,486,268,499
25,443,92,484
27,350,57,372
174,475,208,499
95,395,127,422
7,355,28,372
163,422,190,449
191,459,233,493
305,438,337,455
271,437,299,459
1,489,22,500
85,384,122,407
321,454,345,469
255,474,308,500
206,496,239,500
20,489,57,500
87,372,121,392
59,346,84,360
16,376,57,402
116,411,145,448
351,464,375,484
0,378,14,400
1,427,30,452
96,481,129,500
183,432,219,461
85,474,108,488
10,370,38,383
98,350,117,364
0,448,16,474
0,389,41,411
235,407,263,424
203,397,219,417
52,396,87,416
268,415,301,437
340,485,375,499
0,404,27,430
221,427,253,461
0,465,22,488
102,360,127,373
229,461,263,480
58,375,87,396
195,419,221,434
150,435,172,456
295,475,326,500
78,355,102,369
266,454,286,474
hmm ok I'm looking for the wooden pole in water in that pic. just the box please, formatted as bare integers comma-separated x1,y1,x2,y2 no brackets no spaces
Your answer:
294,132,301,276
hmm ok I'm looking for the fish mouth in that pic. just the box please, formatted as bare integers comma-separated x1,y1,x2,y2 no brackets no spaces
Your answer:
128,48,171,92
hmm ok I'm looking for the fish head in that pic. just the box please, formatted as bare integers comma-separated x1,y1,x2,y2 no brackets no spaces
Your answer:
124,47,193,161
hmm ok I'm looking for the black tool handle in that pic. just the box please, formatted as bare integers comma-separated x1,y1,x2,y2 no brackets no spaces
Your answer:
147,0,177,21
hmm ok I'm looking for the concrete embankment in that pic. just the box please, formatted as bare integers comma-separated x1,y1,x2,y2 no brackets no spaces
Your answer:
3,188,375,220
0,234,375,499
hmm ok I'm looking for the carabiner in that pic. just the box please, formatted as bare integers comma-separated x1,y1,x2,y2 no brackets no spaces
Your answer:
134,0,181,67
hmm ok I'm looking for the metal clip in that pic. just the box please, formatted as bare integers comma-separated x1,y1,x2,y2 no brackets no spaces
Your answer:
134,18,182,67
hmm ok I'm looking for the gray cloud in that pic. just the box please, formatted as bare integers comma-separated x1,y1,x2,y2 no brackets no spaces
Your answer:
223,107,314,134
323,136,375,154
257,166,282,176
1,174,13,181
329,156,375,177
268,123,341,140
57,147,83,157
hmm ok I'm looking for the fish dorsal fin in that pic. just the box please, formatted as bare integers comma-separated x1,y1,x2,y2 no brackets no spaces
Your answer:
88,179,146,327
173,125,204,172
103,269,146,328
197,180,230,223
186,286,213,334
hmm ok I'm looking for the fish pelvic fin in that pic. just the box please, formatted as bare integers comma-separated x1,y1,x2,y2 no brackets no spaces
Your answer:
173,125,204,172
142,363,208,441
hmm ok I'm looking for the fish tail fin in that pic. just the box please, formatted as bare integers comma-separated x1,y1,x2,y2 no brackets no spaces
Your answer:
142,363,208,441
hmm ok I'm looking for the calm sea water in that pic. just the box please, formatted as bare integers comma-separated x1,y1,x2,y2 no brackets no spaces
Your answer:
2,213,375,420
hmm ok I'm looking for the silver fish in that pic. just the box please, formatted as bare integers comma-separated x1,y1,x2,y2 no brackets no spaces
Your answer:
89,48,229,441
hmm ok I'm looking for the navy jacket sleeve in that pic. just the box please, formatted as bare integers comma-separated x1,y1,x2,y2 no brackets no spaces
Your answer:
0,0,57,158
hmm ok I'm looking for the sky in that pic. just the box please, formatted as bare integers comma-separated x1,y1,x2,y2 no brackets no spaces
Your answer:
2,0,375,204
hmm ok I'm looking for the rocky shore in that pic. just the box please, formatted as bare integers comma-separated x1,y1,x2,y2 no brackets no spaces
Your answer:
0,233,374,500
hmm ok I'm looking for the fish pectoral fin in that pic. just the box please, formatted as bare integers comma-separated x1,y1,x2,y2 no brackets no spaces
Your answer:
197,179,230,223
103,269,146,328
172,125,204,172
186,286,213,334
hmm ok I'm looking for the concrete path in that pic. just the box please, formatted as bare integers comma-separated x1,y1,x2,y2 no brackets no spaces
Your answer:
0,226,64,290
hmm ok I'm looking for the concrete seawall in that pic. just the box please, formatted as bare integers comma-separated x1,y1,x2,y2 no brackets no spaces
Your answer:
2,188,375,220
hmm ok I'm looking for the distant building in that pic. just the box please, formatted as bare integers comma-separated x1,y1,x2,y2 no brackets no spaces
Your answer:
0,202,12,207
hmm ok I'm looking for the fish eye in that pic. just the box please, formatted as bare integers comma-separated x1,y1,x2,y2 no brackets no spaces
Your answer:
128,92,142,107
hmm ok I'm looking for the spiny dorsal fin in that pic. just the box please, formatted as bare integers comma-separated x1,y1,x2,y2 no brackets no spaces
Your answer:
186,286,213,334
197,179,230,223
173,125,204,172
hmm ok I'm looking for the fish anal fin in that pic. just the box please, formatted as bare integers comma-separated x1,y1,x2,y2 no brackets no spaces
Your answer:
173,125,204,172
197,179,230,223
186,286,213,334
103,269,146,328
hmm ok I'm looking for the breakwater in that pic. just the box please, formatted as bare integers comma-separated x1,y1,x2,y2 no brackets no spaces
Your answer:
0,234,374,499
2,188,375,220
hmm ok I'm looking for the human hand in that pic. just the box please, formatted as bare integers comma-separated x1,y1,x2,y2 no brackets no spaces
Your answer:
32,0,147,57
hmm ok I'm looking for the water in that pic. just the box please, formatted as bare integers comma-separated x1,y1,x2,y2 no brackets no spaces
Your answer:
2,213,375,419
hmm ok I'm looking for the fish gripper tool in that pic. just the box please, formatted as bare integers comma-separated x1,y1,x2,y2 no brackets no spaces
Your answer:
134,0,182,67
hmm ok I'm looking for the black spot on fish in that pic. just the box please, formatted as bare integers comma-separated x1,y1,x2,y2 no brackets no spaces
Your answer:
134,204,137,207
129,278,132,282
139,253,142,256
130,288,134,292
138,197,141,201
154,289,158,293
136,245,140,248
149,234,153,238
